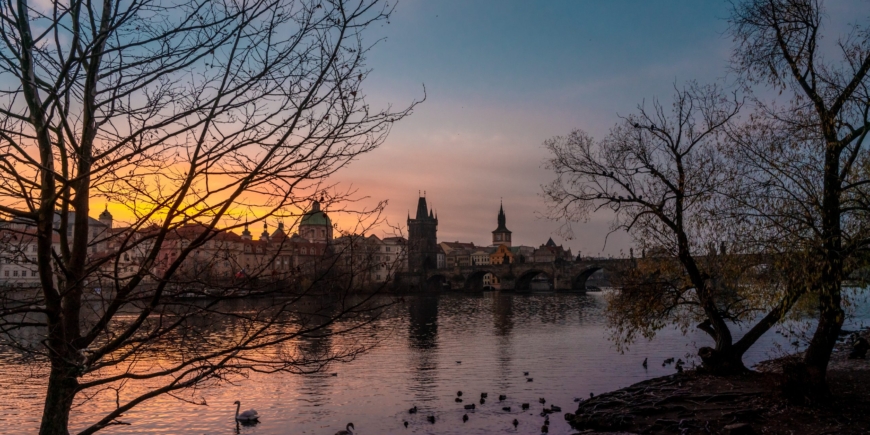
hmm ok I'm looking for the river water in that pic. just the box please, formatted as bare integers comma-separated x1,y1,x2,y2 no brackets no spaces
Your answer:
2,291,868,435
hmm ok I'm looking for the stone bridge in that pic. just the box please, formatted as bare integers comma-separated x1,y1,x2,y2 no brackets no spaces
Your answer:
424,259,630,292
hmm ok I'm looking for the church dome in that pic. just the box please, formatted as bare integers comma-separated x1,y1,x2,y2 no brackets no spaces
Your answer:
99,207,112,220
300,200,331,227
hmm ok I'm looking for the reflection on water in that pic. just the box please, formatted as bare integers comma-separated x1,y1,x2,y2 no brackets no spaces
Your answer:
408,295,439,405
1,291,867,435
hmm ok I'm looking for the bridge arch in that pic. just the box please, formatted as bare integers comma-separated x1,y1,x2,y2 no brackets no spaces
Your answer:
515,269,553,291
572,266,604,291
464,270,500,291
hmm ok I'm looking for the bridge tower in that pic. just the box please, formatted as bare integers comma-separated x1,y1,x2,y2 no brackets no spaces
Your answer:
408,194,438,272
491,201,512,247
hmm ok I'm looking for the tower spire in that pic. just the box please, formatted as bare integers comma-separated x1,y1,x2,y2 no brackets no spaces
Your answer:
241,217,252,240
492,200,511,247
415,195,429,220
261,221,269,240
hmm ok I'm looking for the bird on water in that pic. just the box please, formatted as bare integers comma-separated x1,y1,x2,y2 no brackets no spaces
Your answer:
335,423,354,435
232,401,259,422
513,418,519,429
462,414,469,423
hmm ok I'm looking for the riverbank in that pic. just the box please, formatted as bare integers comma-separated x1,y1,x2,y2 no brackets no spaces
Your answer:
566,331,870,434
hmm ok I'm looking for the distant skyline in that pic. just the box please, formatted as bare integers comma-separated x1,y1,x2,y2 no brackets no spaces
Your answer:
334,1,863,255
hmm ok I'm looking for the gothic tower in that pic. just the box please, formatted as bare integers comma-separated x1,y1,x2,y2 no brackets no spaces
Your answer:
492,201,512,247
407,194,438,272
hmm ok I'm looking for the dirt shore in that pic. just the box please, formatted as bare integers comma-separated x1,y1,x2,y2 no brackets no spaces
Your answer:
566,331,870,434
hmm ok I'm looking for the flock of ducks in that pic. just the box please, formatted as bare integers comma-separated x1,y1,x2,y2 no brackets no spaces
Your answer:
233,370,598,434
400,371,575,434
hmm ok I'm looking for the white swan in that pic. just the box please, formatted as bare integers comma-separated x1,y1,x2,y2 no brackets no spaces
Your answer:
233,400,259,422
335,422,355,435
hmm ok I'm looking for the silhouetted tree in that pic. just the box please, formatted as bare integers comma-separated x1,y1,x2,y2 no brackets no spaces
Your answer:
728,0,870,398
544,84,806,374
0,0,417,434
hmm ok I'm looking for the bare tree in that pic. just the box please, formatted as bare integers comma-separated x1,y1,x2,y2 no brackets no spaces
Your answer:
543,84,806,374
0,0,418,434
728,0,870,398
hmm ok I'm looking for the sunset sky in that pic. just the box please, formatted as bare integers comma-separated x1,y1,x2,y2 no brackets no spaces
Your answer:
330,1,861,256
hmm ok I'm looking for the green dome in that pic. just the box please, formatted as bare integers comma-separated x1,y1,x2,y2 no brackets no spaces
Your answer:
99,206,112,220
300,201,331,226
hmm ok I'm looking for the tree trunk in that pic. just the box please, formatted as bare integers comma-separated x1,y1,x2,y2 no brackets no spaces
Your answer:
784,141,845,404
698,346,748,375
39,364,78,435
784,289,844,403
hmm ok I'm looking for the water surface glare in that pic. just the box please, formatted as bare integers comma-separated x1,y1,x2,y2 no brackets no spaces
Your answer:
2,292,867,434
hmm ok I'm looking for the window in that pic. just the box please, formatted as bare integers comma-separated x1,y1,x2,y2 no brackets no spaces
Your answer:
13,270,18,276
376,275,381,280
386,247,391,252
31,270,36,277
3,271,7,277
